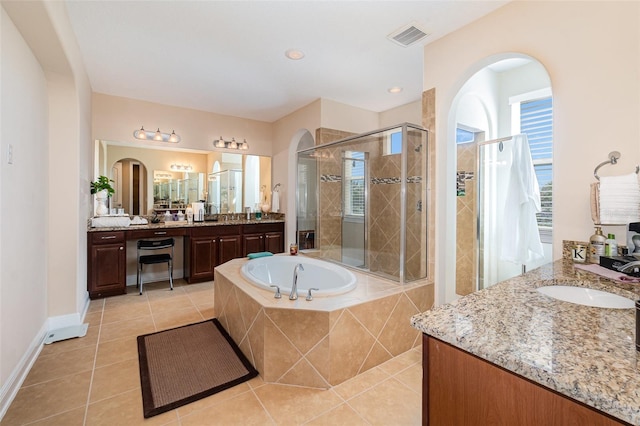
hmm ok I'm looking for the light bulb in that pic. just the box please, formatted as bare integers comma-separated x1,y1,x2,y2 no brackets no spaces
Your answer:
168,130,178,142
137,126,147,140
229,138,237,149
154,128,163,141
241,139,249,150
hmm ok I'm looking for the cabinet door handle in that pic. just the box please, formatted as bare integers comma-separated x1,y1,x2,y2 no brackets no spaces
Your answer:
154,231,167,235
101,236,116,240
119,246,124,250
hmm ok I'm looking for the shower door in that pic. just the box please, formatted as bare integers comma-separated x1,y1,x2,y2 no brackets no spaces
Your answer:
341,151,368,268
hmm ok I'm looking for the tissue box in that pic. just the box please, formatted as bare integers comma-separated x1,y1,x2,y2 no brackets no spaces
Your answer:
91,216,131,228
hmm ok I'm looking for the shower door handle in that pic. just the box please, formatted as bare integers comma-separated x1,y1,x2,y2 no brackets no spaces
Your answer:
416,200,422,212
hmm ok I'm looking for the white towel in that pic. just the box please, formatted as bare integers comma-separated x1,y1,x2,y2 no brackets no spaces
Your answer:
272,190,280,212
599,173,640,224
500,134,544,264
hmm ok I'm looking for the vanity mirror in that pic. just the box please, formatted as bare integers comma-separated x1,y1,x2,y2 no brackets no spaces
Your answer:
95,140,271,215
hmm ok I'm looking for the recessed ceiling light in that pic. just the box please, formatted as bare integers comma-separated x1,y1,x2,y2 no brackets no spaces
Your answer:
388,87,403,94
285,49,305,60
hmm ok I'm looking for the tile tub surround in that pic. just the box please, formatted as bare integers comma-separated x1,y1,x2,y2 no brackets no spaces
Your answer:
214,256,434,388
411,259,640,425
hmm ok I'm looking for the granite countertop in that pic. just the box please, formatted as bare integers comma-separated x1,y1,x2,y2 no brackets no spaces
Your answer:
411,259,640,425
87,217,285,232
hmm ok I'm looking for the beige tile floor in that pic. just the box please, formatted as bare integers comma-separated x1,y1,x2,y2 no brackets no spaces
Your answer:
1,280,422,426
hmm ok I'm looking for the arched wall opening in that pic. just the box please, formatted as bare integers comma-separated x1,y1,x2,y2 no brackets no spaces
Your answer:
444,54,553,304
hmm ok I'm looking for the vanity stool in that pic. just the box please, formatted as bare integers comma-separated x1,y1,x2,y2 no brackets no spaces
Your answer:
136,238,174,295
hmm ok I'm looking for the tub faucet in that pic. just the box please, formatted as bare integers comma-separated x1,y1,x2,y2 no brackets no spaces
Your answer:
290,263,304,300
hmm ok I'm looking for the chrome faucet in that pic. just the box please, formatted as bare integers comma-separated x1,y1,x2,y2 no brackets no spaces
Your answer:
289,263,304,300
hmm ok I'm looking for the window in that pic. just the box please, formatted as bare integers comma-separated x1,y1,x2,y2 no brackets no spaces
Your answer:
344,151,365,216
512,92,553,242
384,131,402,155
456,127,475,144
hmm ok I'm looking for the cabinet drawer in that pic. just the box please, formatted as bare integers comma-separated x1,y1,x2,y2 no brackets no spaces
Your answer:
243,223,284,234
90,231,125,244
190,225,241,237
127,228,187,239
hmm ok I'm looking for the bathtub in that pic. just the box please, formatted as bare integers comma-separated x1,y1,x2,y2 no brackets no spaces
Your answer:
241,255,357,296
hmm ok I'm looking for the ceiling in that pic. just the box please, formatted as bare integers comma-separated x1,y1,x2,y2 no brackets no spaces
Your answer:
65,1,510,123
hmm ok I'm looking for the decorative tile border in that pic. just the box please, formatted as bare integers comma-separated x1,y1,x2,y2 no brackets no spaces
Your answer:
457,171,474,196
320,174,342,182
321,175,424,185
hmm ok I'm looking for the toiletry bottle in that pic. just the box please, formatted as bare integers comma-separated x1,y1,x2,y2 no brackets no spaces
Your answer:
245,207,251,220
177,210,185,222
588,226,606,263
605,233,618,257
164,210,172,222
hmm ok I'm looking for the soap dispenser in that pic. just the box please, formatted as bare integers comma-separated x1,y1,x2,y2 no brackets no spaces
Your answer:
588,226,606,263
164,210,172,222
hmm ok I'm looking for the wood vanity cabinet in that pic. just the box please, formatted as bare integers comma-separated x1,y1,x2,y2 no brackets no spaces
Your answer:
87,231,126,299
422,335,626,426
185,225,241,283
242,222,284,256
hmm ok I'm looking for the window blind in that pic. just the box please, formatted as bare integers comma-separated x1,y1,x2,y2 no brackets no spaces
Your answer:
520,96,553,241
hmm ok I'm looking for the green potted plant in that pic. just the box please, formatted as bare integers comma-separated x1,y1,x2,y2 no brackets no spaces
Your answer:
90,176,114,216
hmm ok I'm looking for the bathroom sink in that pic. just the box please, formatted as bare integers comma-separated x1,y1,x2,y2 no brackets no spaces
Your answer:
537,285,634,309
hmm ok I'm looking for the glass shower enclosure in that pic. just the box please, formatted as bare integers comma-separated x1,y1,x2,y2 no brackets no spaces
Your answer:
296,123,428,284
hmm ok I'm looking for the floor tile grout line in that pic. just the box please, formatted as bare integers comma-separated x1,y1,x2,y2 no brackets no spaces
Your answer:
249,386,279,425
83,299,106,426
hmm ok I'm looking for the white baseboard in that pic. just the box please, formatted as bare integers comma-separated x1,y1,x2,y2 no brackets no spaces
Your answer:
0,322,47,420
0,295,90,421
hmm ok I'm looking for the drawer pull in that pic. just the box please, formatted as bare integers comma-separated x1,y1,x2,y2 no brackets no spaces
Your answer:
119,246,124,250
101,236,117,240
154,231,167,235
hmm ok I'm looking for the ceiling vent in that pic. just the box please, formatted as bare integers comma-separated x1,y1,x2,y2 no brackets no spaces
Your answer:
387,22,430,47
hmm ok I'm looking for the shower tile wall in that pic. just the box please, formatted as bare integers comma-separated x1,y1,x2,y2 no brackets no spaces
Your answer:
456,141,477,296
316,129,356,262
404,129,428,281
314,127,428,281
369,137,402,278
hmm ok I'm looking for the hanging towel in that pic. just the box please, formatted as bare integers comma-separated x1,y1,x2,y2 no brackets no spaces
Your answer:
272,189,280,212
590,182,600,224
598,173,640,224
500,134,545,264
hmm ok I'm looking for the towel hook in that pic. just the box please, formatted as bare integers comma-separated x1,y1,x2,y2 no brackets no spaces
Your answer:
273,183,281,191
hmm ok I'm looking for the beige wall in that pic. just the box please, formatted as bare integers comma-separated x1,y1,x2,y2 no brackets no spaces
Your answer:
424,1,640,304
1,6,49,388
379,100,422,128
92,93,274,157
272,99,322,243
1,0,93,410
320,98,379,133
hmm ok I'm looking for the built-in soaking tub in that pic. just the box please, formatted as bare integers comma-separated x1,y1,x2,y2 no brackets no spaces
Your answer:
214,256,432,389
240,255,357,296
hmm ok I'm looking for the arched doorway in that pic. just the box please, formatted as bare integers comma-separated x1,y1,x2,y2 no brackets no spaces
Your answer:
112,157,148,215
447,56,553,303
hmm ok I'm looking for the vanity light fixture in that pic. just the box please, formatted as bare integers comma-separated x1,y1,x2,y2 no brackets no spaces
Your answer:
213,137,249,150
170,163,193,172
134,126,181,143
